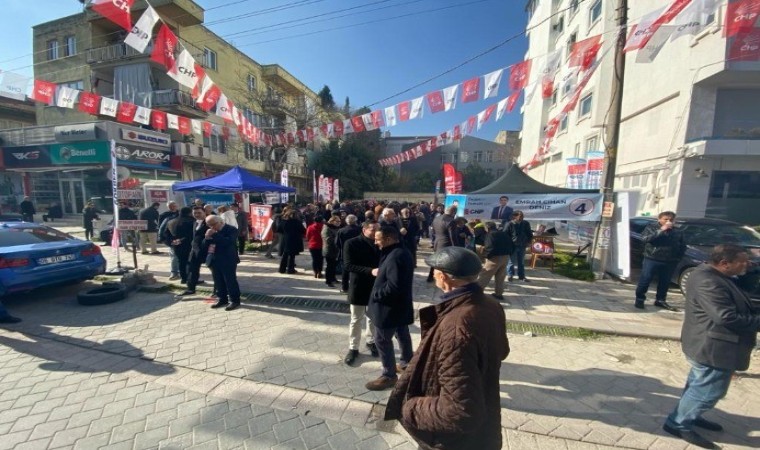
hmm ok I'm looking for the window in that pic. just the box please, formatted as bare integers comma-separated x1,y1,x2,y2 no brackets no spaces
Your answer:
566,32,577,60
552,15,565,34
473,151,483,163
485,151,494,163
579,93,593,117
551,89,558,106
64,36,76,56
562,78,574,97
247,74,256,92
59,80,84,90
244,143,255,160
590,0,603,25
569,0,580,16
203,48,217,71
559,115,569,132
204,134,226,154
47,40,59,60
585,135,599,152
574,142,581,157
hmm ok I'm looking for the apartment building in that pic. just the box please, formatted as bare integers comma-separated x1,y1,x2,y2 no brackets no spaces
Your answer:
521,0,760,225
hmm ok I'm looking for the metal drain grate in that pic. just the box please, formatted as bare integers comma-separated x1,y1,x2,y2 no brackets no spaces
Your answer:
243,293,350,313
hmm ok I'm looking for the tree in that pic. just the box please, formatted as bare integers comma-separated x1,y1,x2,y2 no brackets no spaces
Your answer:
343,97,351,116
318,85,336,111
462,163,493,192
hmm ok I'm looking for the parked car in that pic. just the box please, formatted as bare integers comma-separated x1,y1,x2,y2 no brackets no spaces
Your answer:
0,213,23,222
0,222,107,297
630,216,760,299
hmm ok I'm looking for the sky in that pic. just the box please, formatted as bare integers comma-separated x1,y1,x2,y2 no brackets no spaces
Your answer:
0,0,529,142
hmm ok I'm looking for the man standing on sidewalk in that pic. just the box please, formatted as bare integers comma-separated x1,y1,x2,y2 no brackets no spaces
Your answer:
336,214,361,293
365,226,415,391
231,203,249,255
506,210,532,282
663,244,760,449
385,246,509,449
204,215,241,311
477,221,513,300
427,205,458,282
158,202,180,280
635,211,686,311
138,202,161,255
342,221,380,365
19,196,35,222
180,207,208,296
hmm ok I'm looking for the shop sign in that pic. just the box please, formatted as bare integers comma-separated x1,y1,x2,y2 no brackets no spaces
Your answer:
1,146,52,168
113,143,171,168
120,128,170,147
117,189,143,200
49,141,110,165
157,170,181,180
126,167,156,180
147,189,168,204
54,124,97,142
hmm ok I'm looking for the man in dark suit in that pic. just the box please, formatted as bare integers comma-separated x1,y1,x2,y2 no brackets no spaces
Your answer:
231,203,249,255
490,196,513,227
427,205,458,282
663,244,760,449
180,207,209,297
365,226,415,391
336,214,362,293
342,222,380,365
204,215,242,311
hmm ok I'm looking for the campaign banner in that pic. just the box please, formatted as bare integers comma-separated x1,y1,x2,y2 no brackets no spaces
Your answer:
585,151,605,189
249,204,273,241
443,194,467,217
197,193,235,207
463,193,604,221
280,169,289,204
566,158,587,189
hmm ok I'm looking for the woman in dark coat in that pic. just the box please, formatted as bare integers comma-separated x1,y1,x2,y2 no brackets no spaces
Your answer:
168,207,195,284
278,209,305,274
82,202,100,241
322,216,341,287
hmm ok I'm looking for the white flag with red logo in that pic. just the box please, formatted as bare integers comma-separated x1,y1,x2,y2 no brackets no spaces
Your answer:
477,104,497,130
624,6,667,52
443,84,459,111
168,49,201,89
361,113,376,131
100,97,119,116
482,68,504,99
55,86,79,108
343,118,354,135
410,96,424,119
32,79,56,105
191,119,202,136
495,97,509,122
92,0,134,31
384,106,397,127
124,6,159,53
725,0,760,37
133,106,151,125
216,94,233,121
670,0,718,41
167,113,179,130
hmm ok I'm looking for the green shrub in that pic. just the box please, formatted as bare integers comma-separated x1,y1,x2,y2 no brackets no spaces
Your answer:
552,251,595,282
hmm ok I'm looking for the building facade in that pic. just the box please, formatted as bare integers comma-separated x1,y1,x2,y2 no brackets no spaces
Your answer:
3,0,331,213
0,97,37,213
521,0,760,225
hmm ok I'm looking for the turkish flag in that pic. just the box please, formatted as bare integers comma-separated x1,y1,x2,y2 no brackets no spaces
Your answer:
542,78,555,98
350,116,366,133
426,91,445,113
728,29,760,60
370,110,385,128
31,80,56,104
91,0,134,31
202,121,212,137
725,0,760,37
506,91,521,113
116,102,137,123
150,24,178,70
461,77,480,103
151,110,167,130
509,60,532,91
78,92,101,115
177,116,191,135
397,101,411,121
570,35,602,69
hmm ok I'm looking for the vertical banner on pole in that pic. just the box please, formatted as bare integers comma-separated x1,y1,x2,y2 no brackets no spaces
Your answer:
110,140,122,264
333,179,340,203
566,158,588,189
312,170,317,202
585,151,605,189
280,169,289,204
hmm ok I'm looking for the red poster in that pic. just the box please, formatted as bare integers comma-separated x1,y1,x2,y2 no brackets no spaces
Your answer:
249,204,273,242
177,116,191,135
426,91,445,113
151,110,167,130
350,116,366,133
397,101,411,121
461,77,480,103
725,0,760,37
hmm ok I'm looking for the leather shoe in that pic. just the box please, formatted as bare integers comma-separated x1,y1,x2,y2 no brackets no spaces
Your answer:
694,418,723,432
344,349,359,365
492,293,504,300
366,342,379,357
179,290,195,296
634,300,645,309
508,276,514,282
662,423,717,449
210,301,229,309
0,315,22,324
365,376,397,391
654,300,679,312
225,303,240,311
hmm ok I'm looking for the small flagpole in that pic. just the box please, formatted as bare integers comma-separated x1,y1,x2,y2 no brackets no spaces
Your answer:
108,139,128,274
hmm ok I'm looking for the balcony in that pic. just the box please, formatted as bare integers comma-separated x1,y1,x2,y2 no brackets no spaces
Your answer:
262,96,297,117
151,89,208,118
86,42,152,66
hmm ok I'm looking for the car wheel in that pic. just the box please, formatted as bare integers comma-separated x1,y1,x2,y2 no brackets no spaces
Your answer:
678,267,696,297
77,283,128,306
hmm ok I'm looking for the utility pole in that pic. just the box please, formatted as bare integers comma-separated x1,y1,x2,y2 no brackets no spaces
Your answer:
591,0,627,278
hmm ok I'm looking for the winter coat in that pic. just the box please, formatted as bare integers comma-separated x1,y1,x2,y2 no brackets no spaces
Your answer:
368,243,415,329
189,220,210,263
306,222,324,250
321,223,339,259
431,214,456,252
278,218,305,255
400,216,420,249
336,224,361,261
385,285,509,450
343,235,380,306
483,229,513,258
204,224,240,269
138,206,160,232
641,222,686,262
168,216,195,258
82,207,100,229
236,211,249,237
506,220,533,249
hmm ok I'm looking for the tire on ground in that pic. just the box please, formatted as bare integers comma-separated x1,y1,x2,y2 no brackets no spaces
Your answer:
678,267,695,297
77,284,128,306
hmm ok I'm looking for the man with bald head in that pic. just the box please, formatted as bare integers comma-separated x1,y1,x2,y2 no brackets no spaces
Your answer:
204,215,242,311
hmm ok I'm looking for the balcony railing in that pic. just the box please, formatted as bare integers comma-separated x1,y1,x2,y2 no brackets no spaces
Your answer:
262,96,298,115
151,89,199,109
86,42,153,64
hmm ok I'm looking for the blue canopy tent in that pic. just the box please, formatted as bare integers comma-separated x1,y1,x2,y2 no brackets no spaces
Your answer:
173,165,296,193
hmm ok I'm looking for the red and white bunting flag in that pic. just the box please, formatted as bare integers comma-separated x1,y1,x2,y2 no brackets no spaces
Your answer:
99,97,118,117
306,127,315,141
509,60,532,91
55,86,79,108
420,141,429,153
443,84,458,111
168,49,201,89
477,104,496,130
124,5,159,53
624,7,667,52
166,113,179,130
133,106,151,125
540,49,562,98
91,0,134,31
371,110,385,129
216,94,233,121
483,68,504,99
635,26,674,63
150,24,178,70
506,91,521,113
0,72,28,101
461,77,480,103
657,0,696,26
670,0,718,41
542,78,555,99
116,102,137,123
32,80,56,104
343,118,354,134
191,64,206,99
465,116,477,135
495,97,509,121
426,91,445,114
384,106,397,127
202,122,212,137
297,130,306,143
397,101,411,121
453,125,462,141
544,116,562,139
232,105,241,127
351,116,366,133
361,113,375,131
191,119,202,136
728,29,760,60
410,96,424,119
725,0,760,37
78,92,100,115
429,137,438,150
199,83,221,112
570,36,602,70
333,120,345,137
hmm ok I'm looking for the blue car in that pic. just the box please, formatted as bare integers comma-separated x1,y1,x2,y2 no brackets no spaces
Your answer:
0,222,107,297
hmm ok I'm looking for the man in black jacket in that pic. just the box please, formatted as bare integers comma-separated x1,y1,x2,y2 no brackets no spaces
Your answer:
343,221,380,365
366,226,415,391
158,202,180,279
204,215,242,311
427,205,458,282
635,211,686,311
399,208,420,267
181,207,209,296
19,196,35,222
231,203,249,255
138,202,161,255
336,214,362,293
506,210,533,282
167,207,194,284
663,244,759,449
477,222,514,300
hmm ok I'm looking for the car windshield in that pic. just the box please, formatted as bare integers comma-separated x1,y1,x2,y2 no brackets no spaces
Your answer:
680,223,760,247
0,226,74,246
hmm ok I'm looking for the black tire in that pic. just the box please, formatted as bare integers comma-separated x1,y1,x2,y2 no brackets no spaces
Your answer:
678,267,696,297
77,284,128,306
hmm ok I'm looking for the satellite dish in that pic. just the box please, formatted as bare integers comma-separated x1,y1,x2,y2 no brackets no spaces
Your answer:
106,166,131,182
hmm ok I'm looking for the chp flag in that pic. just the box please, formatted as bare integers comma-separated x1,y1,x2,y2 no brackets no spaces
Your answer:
280,169,289,204
124,5,159,53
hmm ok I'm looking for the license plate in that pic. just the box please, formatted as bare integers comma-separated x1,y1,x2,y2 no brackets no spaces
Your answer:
37,254,76,265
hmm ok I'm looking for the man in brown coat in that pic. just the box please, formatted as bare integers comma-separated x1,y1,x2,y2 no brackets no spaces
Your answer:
385,246,509,450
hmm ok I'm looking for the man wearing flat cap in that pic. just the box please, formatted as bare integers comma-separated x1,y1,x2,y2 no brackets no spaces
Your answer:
384,246,509,450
